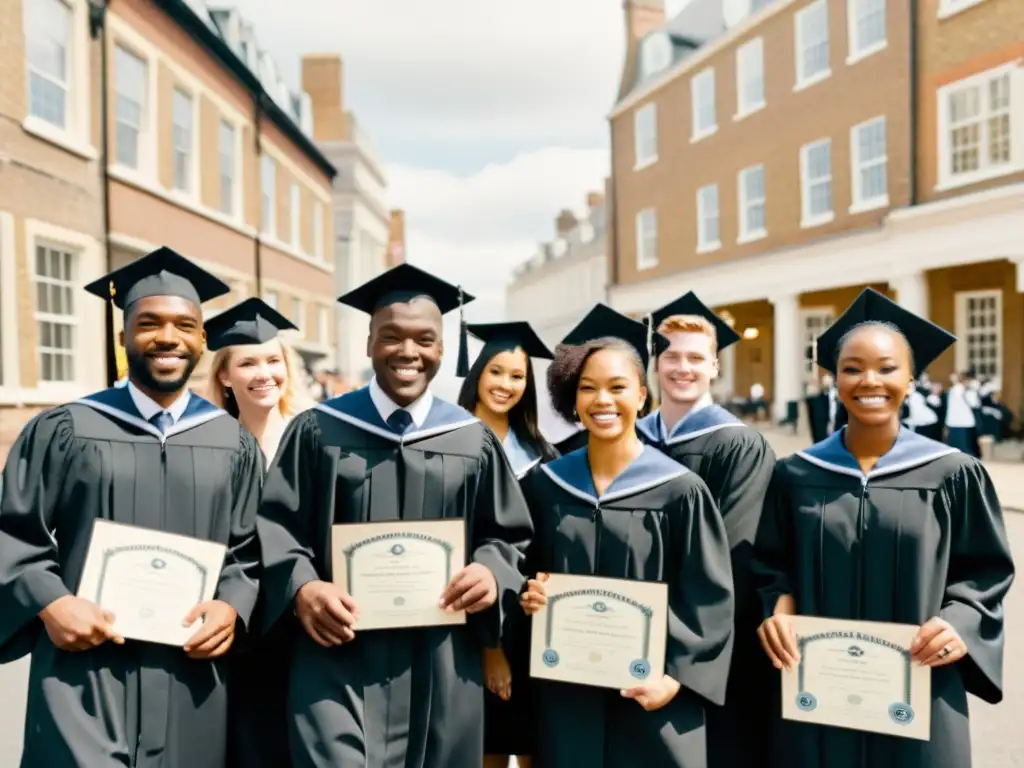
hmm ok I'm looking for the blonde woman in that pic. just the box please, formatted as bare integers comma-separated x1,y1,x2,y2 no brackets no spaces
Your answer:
203,297,312,768
204,297,314,463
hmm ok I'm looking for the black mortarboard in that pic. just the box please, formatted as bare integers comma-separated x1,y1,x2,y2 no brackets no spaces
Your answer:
560,303,669,370
814,288,957,374
84,246,231,311
336,262,476,376
204,297,297,352
466,321,554,369
645,291,741,351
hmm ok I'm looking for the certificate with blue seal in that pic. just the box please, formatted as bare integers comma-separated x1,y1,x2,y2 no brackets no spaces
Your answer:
76,519,227,647
331,519,467,631
782,615,931,741
528,573,668,691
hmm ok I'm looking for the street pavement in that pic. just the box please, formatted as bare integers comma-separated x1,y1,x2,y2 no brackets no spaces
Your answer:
0,428,1021,766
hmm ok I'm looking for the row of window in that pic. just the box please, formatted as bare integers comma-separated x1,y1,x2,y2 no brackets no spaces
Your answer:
260,290,331,346
635,116,889,268
635,0,887,166
25,0,327,264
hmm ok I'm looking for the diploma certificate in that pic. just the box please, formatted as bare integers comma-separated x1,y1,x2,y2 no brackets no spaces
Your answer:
76,519,227,647
331,519,467,631
529,573,668,691
782,615,931,741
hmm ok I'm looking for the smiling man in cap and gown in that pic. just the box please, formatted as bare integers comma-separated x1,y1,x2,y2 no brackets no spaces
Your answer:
0,247,263,767
255,262,534,768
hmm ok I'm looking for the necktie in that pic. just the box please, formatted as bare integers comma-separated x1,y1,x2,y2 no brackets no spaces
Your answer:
386,409,413,435
150,411,173,435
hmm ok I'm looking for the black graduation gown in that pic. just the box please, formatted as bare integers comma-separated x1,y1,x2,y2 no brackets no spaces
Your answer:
0,386,262,768
637,406,776,766
752,427,1015,768
553,428,588,455
256,387,534,768
522,445,735,768
804,394,830,444
483,439,550,757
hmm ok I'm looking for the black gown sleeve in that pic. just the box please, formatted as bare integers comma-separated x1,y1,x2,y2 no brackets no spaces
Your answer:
468,428,534,649
254,413,322,633
750,463,796,622
214,429,264,634
939,459,1015,704
0,408,75,660
707,431,776,623
666,476,735,706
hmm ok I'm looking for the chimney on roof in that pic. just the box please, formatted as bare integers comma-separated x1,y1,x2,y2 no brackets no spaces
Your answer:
387,210,406,267
586,191,604,210
618,0,666,99
301,54,349,142
555,209,578,235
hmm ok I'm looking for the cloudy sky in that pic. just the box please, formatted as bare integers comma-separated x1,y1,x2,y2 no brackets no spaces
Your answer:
228,0,687,389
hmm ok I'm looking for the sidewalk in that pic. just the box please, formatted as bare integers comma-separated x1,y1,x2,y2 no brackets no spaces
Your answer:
759,427,1024,511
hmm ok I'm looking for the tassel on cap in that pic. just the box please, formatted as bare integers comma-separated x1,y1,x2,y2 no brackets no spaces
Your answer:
105,280,118,387
456,285,470,378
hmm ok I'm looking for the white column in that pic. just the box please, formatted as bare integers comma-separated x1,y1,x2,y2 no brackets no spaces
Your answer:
0,212,21,389
890,271,929,318
771,292,801,422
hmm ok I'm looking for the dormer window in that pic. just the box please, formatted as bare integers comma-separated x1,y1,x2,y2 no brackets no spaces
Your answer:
640,32,672,79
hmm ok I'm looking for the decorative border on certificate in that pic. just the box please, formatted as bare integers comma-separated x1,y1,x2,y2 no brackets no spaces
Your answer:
529,573,668,691
782,615,931,741
76,519,227,647
331,518,467,632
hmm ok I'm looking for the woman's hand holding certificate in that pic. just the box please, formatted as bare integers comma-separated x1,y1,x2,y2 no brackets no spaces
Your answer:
38,595,125,652
181,600,239,659
294,581,361,647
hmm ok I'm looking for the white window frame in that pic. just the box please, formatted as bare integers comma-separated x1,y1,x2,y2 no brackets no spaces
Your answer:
290,183,301,247
936,62,1022,192
938,0,989,20
794,0,830,91
32,242,78,385
262,290,278,310
261,155,276,237
800,307,835,384
312,202,324,260
635,208,658,271
316,305,329,344
800,138,834,227
640,33,672,79
634,102,658,169
691,67,717,141
290,296,304,336
847,0,887,65
170,86,198,196
218,120,240,218
954,290,1002,380
696,184,721,252
735,38,765,120
850,116,889,212
113,44,148,172
738,165,767,242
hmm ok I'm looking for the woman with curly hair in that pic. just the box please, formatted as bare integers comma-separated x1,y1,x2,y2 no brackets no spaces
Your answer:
518,304,735,767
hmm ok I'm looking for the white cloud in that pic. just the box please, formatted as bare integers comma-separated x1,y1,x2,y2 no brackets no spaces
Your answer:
386,145,610,316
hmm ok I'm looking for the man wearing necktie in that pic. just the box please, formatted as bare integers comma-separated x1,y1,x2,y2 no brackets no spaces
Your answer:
257,263,534,768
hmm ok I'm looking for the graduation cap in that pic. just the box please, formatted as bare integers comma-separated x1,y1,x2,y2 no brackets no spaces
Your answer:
560,303,668,370
466,321,554,369
336,262,477,376
814,288,957,375
204,297,297,352
645,291,742,351
84,246,231,387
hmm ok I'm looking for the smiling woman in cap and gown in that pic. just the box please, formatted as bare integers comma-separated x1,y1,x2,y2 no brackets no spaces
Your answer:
636,291,777,767
752,288,1015,768
254,263,534,768
519,303,735,768
0,247,263,767
202,297,314,768
455,321,557,768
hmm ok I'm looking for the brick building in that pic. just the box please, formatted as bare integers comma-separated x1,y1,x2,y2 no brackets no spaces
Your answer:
0,0,339,461
607,0,1024,421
